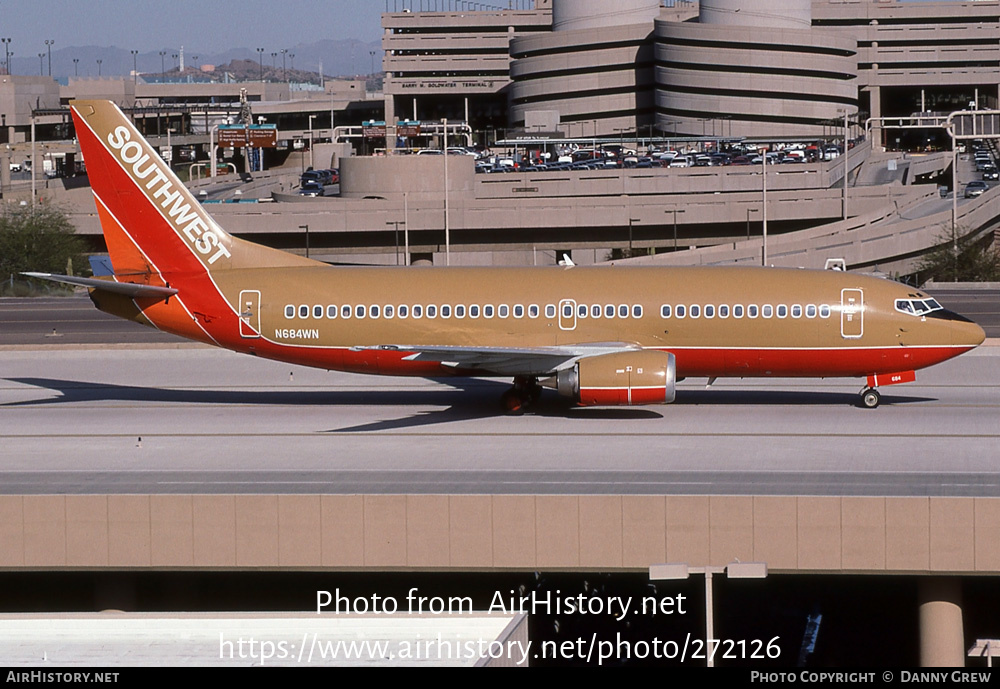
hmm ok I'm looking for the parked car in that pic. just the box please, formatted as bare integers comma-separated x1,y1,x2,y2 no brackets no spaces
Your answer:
298,181,326,197
964,180,989,198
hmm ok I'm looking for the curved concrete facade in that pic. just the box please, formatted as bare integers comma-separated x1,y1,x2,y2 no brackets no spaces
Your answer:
509,23,655,137
654,18,858,138
700,0,811,30
552,0,659,32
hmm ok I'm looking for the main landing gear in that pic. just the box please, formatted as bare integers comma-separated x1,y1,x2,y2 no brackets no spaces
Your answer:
859,387,881,409
500,376,543,413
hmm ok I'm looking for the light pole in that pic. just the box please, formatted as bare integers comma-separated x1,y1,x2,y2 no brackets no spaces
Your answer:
308,114,316,170
289,53,295,75
650,561,768,668
37,53,44,76
130,49,138,83
443,118,450,265
299,225,310,258
45,39,53,76
666,208,686,251
281,49,287,81
256,48,264,82
760,146,768,266
73,58,79,77
1,39,11,76
159,50,166,75
96,59,102,77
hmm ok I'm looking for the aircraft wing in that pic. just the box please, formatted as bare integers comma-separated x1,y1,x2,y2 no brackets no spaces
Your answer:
358,342,643,376
22,273,178,299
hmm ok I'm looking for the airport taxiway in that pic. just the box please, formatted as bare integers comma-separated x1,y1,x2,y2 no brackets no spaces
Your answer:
2,344,998,497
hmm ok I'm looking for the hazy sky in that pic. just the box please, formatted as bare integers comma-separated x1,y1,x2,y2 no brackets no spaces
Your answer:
5,0,383,53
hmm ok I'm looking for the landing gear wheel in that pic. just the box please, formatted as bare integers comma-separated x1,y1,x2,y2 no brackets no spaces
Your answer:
500,376,542,414
501,389,526,414
860,388,881,409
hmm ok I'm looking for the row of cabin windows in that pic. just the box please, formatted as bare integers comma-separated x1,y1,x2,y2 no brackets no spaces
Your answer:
284,303,646,320
659,303,833,319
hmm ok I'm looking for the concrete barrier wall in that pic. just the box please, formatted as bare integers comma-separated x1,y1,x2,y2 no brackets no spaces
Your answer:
1,494,998,574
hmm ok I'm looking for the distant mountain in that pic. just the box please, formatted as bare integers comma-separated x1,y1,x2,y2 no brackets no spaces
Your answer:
5,39,382,80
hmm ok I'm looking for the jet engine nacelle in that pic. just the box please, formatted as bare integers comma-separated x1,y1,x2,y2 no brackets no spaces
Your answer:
548,350,677,406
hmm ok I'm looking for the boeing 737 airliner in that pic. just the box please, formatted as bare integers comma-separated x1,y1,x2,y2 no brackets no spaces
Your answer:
28,100,986,411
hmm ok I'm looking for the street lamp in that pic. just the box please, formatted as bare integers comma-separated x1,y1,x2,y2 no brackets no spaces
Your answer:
1,39,12,76
650,561,768,667
96,59,102,77
386,221,403,265
666,208,686,251
37,53,44,77
281,48,287,81
73,58,79,77
130,49,138,83
159,50,166,75
256,48,264,82
45,39,54,76
308,114,317,170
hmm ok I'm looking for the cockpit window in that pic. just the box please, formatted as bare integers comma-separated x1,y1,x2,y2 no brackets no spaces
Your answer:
895,298,943,316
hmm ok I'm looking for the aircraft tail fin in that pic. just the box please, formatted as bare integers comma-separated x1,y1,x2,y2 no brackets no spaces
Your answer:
70,100,318,279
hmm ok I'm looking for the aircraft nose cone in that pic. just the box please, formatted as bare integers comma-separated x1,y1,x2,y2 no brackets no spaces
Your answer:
953,319,986,348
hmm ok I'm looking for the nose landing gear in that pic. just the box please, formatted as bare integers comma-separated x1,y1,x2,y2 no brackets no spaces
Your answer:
859,387,881,409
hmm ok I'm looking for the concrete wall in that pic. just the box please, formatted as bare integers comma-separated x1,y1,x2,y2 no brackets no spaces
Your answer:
1,494,998,573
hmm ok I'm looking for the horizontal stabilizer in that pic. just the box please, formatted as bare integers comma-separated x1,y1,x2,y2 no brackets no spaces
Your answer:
22,272,179,299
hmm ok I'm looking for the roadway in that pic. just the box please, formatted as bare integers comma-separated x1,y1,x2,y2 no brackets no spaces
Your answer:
1,344,998,497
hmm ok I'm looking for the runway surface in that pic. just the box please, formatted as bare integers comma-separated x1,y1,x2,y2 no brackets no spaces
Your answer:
1,345,998,496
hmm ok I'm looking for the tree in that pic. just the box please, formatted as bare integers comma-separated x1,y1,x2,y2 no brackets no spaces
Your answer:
914,227,1000,284
0,203,86,293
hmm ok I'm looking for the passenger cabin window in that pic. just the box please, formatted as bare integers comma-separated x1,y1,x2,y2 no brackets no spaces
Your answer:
660,305,671,318
299,305,309,318
285,305,294,318
413,305,423,318
762,305,773,318
592,304,602,318
545,304,556,318
370,305,380,318
777,305,787,318
384,305,394,318
605,304,615,318
618,304,628,318
704,305,714,318
499,304,509,318
455,305,465,318
632,305,643,318
514,305,524,318
563,303,573,318
791,305,802,318
690,305,700,318
327,305,337,319
441,305,451,318
484,305,495,318
341,305,351,319
529,305,539,318
806,304,817,318
733,305,744,318
355,305,366,319
313,305,323,318
820,305,831,318
399,305,409,318
748,305,758,318
427,305,437,318
676,305,686,318
470,305,480,318
578,304,588,318
719,305,729,318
